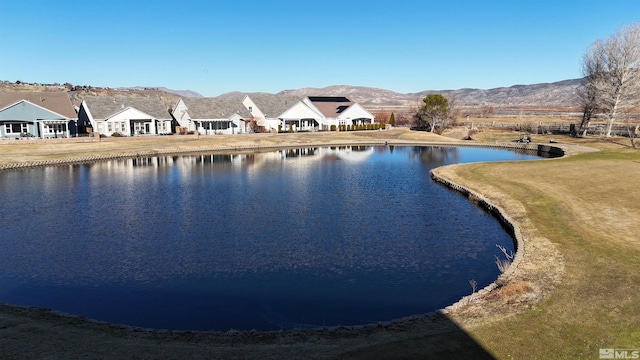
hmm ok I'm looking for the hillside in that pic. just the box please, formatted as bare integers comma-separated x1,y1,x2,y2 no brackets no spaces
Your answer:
276,79,582,108
1,78,582,111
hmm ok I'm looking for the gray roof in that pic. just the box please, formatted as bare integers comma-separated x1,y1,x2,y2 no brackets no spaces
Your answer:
247,93,300,118
83,96,170,119
0,91,77,119
183,97,250,119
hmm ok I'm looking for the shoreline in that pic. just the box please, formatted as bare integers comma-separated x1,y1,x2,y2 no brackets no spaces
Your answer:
0,135,563,171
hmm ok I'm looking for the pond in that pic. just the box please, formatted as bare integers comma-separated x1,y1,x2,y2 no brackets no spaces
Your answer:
0,146,548,331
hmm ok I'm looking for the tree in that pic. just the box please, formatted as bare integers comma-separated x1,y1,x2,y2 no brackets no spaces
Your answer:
576,39,606,137
625,114,640,148
389,112,396,127
579,23,640,140
414,94,449,133
374,109,389,124
394,111,411,126
444,94,461,127
246,117,266,133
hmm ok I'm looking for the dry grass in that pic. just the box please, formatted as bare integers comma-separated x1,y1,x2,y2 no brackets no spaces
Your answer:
484,282,535,302
468,115,581,124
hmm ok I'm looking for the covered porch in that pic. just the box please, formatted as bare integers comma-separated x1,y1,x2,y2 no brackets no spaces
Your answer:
350,117,373,126
281,118,319,132
130,119,156,136
39,119,74,138
196,120,239,135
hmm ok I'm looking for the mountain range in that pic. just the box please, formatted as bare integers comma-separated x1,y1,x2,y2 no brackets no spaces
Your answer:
2,78,583,110
270,79,582,108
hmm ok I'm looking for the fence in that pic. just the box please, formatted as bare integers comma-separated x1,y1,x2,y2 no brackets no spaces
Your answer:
460,121,633,137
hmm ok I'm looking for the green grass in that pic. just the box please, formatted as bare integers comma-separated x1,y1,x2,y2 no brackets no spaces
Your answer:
446,147,640,359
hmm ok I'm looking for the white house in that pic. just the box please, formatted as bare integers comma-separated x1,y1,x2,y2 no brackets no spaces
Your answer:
242,94,375,132
242,94,300,132
172,97,249,135
78,96,172,136
278,100,324,131
276,96,375,131
302,96,375,129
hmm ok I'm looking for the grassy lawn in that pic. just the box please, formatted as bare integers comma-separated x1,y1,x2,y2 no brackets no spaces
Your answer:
436,140,640,358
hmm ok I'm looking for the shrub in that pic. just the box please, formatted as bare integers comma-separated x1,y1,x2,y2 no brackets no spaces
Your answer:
495,244,514,273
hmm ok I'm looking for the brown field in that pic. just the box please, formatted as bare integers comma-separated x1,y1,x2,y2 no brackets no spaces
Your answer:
0,128,638,359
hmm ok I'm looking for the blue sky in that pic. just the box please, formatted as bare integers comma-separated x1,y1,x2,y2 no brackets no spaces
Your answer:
1,0,639,96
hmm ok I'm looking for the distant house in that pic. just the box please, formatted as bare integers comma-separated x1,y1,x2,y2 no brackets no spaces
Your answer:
0,92,77,139
172,97,250,135
78,96,172,136
242,94,300,132
279,96,375,131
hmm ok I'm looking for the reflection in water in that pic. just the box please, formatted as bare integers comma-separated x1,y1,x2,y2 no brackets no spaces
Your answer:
412,146,460,165
0,146,543,331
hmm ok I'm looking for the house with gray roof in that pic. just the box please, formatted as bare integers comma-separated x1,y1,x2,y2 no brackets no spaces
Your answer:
0,92,77,139
78,96,172,136
172,97,250,135
241,93,300,132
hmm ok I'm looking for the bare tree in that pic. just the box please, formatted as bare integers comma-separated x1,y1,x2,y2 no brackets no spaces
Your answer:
373,109,389,124
576,39,606,137
582,24,640,140
481,105,495,118
625,114,640,148
393,111,411,126
445,94,461,127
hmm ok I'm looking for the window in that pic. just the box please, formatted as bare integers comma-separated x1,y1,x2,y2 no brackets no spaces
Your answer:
107,123,113,132
46,124,65,133
248,106,252,113
97,122,103,132
120,122,126,132
5,123,27,134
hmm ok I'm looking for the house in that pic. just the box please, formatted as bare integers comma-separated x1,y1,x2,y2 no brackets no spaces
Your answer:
278,99,324,131
242,94,300,132
304,96,375,129
78,96,172,136
279,96,375,131
172,97,250,135
0,92,78,139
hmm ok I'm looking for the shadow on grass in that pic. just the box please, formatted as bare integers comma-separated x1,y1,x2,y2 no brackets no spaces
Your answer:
331,314,495,359
0,304,495,359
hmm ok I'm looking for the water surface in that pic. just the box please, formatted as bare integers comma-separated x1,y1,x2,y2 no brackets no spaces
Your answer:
0,146,543,331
